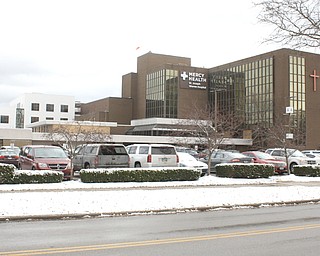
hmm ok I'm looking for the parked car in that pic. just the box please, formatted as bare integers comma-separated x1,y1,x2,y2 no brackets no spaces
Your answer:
73,144,129,171
175,147,199,159
126,144,179,168
177,152,208,176
200,150,253,173
265,148,320,172
18,145,73,180
198,149,240,160
198,149,210,159
0,149,19,167
242,151,287,174
0,146,20,155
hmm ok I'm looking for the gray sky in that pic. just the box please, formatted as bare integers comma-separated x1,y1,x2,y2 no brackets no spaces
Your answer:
0,0,292,105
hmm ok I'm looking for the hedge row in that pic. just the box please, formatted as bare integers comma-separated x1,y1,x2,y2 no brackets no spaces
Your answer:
80,167,202,183
2,163,320,184
216,163,275,178
0,164,15,184
0,163,63,184
293,165,320,177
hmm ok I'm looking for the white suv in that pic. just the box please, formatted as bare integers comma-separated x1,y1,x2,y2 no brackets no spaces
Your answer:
265,148,320,172
126,144,179,168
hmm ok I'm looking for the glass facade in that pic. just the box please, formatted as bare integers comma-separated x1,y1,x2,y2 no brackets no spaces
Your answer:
142,52,307,146
289,56,306,143
208,57,274,127
146,69,178,118
245,58,273,126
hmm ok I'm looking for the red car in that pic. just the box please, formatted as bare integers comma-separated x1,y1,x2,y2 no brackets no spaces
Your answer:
0,149,19,168
18,145,73,180
242,151,287,174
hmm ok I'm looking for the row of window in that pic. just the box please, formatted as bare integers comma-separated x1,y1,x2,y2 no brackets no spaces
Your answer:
31,103,69,113
0,115,69,124
31,117,69,123
2,116,70,124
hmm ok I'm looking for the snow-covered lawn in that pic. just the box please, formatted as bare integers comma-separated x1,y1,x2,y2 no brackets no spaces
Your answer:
1,175,320,220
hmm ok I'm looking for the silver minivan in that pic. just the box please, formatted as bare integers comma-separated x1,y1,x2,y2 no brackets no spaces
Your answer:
73,144,129,171
126,144,179,168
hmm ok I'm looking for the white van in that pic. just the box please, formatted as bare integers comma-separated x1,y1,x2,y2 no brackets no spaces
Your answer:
73,144,129,171
126,144,179,168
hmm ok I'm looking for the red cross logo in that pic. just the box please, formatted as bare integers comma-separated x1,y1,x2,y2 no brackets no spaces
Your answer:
310,69,319,92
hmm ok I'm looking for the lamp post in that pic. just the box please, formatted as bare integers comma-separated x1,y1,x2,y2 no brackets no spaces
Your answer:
214,89,218,132
285,106,294,139
285,106,294,174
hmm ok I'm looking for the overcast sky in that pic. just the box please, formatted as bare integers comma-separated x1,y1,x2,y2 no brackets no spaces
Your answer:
0,0,303,106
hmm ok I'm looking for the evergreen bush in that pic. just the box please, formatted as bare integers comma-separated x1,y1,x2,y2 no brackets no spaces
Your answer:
80,167,201,183
216,163,274,178
293,165,320,177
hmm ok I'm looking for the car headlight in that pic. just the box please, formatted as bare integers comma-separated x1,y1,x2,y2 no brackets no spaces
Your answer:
38,162,49,168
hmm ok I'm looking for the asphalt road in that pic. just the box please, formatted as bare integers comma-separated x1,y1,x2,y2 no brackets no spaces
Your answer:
1,203,320,256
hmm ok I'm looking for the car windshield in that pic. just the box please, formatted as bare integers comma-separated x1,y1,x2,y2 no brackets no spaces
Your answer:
178,153,196,161
34,147,67,158
176,147,197,155
253,152,276,160
0,149,17,156
228,152,247,158
287,149,305,157
1,146,20,155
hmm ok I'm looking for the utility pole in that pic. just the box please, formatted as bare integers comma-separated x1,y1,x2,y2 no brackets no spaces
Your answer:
285,106,294,175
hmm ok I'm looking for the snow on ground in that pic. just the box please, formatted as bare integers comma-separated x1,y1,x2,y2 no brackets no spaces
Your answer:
1,175,320,219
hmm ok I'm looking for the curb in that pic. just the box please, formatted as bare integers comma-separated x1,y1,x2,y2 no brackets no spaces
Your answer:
2,199,320,222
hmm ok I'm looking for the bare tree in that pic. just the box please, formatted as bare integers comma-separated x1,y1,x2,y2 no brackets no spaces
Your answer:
262,115,305,173
178,104,243,176
248,125,269,150
255,0,320,48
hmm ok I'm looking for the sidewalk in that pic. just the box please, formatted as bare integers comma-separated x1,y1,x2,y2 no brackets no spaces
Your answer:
1,175,320,221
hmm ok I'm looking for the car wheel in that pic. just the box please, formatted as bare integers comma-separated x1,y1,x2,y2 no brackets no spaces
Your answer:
84,163,90,169
31,166,36,170
289,163,297,173
134,162,141,168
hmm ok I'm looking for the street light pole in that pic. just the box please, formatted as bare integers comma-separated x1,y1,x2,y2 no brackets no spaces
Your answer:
214,89,217,132
285,106,294,175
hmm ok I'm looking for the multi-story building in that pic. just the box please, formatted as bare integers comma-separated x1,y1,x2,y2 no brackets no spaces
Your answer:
122,52,208,120
5,48,320,149
0,93,76,147
207,48,320,148
9,93,75,128
120,49,320,149
121,52,210,138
